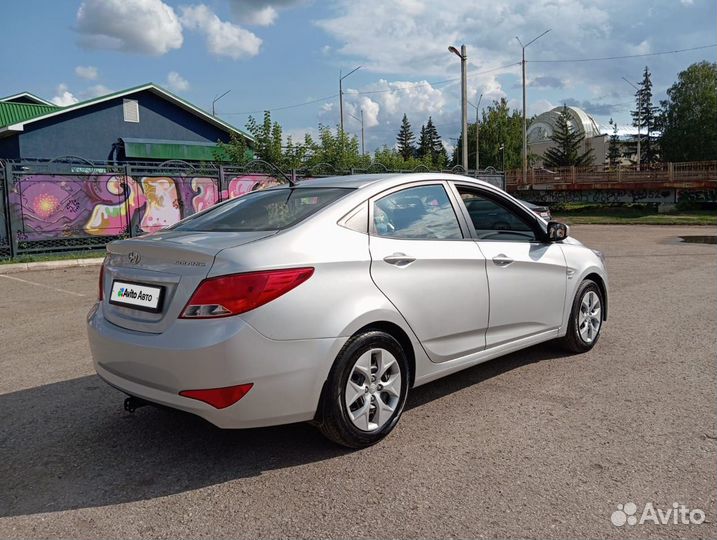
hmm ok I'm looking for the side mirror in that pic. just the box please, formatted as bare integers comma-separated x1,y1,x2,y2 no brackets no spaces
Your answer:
547,221,569,242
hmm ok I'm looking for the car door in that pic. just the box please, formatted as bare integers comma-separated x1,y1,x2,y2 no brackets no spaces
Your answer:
368,182,489,363
452,184,567,348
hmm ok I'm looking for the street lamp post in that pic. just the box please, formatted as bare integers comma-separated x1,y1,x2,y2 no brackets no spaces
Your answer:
339,66,361,135
622,77,642,171
499,143,505,172
516,29,551,184
469,94,483,176
449,44,468,172
211,89,231,116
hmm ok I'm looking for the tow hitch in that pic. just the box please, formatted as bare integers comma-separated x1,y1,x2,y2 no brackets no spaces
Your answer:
124,396,150,413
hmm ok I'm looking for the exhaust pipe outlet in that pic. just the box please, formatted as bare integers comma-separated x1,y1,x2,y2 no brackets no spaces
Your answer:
124,396,150,413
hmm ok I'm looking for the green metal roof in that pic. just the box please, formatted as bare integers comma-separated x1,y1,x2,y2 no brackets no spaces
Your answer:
121,137,252,162
0,102,61,128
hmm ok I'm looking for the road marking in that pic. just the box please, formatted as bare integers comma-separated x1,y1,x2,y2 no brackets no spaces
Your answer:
0,274,87,297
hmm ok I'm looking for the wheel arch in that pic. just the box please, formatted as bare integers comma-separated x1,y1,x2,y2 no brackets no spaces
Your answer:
312,320,417,426
584,272,608,321
352,321,416,389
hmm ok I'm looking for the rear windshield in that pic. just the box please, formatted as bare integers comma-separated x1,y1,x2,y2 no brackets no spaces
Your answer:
171,187,353,232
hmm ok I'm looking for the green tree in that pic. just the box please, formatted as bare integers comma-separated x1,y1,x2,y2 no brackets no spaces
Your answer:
542,105,594,167
304,124,368,171
216,132,251,165
660,61,717,162
607,118,621,167
453,98,523,170
630,66,661,164
417,116,447,167
245,111,284,166
396,114,416,160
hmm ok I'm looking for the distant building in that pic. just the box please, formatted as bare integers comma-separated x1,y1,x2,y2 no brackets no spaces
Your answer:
0,83,253,163
527,106,607,167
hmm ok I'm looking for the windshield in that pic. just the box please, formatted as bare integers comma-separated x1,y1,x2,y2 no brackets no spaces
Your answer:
171,187,353,232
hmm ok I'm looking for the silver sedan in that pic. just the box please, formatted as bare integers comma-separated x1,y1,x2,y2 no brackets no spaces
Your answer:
87,173,607,448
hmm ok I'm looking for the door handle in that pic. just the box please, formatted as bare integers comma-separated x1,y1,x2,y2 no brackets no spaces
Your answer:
492,254,514,267
383,253,416,267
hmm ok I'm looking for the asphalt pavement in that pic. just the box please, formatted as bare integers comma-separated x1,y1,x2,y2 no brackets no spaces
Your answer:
0,224,715,539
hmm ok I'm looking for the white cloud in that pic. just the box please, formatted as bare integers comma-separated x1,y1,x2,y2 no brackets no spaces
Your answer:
75,0,183,55
51,84,79,106
166,71,190,92
82,84,112,99
331,79,459,150
181,5,261,59
243,6,278,26
227,0,301,26
530,99,555,116
314,0,612,76
74,65,98,80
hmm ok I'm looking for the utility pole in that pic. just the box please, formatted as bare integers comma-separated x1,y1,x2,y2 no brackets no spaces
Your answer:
348,109,365,155
211,89,231,116
516,29,551,184
469,93,483,176
339,66,361,136
448,45,468,171
622,77,642,171
360,108,365,155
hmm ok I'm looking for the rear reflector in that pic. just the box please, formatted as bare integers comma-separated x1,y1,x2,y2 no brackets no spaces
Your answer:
180,267,314,319
179,383,253,409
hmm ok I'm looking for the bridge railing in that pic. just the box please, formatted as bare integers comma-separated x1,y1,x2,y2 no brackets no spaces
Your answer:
507,161,717,188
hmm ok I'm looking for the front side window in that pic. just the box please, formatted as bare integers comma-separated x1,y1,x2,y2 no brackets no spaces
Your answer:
457,188,537,242
373,185,462,240
172,187,352,232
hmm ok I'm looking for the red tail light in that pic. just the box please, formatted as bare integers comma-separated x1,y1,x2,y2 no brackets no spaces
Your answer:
180,267,314,319
98,260,106,301
180,383,253,409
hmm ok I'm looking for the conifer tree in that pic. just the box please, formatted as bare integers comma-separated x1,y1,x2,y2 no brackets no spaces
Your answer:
542,106,594,167
396,114,416,160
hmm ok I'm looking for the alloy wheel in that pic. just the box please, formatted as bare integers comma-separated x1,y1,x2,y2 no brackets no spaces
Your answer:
344,348,402,432
578,290,602,343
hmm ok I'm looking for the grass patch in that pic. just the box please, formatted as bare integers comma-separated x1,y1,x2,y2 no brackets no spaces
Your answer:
0,250,106,265
553,203,716,226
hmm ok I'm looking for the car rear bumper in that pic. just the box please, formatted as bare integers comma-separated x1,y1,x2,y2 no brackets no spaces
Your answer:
87,303,346,429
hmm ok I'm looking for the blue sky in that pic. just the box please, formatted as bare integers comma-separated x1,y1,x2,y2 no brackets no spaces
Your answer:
1,0,715,152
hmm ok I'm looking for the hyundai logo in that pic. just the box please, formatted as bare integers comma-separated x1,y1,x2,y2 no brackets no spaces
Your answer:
128,251,141,265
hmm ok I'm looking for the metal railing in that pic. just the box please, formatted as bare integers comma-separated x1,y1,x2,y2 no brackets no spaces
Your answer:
506,161,717,187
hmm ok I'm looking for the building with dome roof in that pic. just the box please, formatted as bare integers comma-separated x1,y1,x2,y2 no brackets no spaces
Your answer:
527,105,608,167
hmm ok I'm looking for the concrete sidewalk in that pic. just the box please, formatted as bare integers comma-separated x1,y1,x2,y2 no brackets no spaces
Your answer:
0,257,103,275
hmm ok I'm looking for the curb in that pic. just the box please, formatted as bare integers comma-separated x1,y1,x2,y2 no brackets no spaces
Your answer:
0,257,104,275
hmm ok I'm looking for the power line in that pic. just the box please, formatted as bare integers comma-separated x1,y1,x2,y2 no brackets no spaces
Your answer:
222,93,339,115
354,62,522,96
530,44,716,63
217,44,714,117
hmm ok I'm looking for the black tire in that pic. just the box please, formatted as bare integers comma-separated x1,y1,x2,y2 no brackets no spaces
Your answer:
559,279,604,353
317,330,409,448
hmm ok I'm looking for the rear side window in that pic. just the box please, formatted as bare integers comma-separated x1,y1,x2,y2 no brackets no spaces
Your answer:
172,187,352,232
373,185,463,240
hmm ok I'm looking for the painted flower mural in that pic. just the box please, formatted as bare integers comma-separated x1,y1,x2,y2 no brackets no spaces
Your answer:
9,173,280,242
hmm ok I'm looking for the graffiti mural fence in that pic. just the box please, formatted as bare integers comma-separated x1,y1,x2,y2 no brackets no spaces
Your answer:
0,158,505,259
0,158,284,258
0,166,11,258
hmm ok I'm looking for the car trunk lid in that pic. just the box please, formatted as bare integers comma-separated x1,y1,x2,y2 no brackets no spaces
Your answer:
102,230,274,333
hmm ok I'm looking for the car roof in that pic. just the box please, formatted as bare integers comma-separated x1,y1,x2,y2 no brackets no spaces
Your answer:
295,173,503,193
